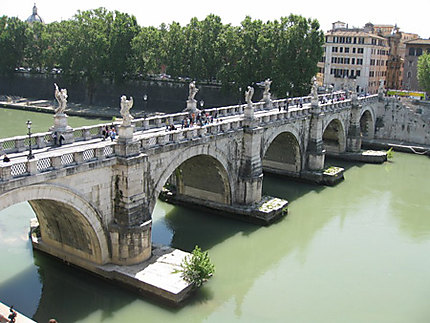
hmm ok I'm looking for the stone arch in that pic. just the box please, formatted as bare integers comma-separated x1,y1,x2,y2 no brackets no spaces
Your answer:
360,107,375,139
0,184,109,265
262,126,302,175
323,118,346,153
150,145,233,214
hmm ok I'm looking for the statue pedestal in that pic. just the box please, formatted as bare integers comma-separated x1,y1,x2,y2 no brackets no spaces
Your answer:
51,113,71,131
184,99,199,114
50,113,73,144
117,125,139,157
118,125,135,143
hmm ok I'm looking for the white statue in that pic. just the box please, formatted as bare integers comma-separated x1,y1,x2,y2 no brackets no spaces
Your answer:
263,78,272,97
245,86,254,105
311,76,318,100
378,79,385,91
54,83,67,114
120,95,134,126
188,81,199,101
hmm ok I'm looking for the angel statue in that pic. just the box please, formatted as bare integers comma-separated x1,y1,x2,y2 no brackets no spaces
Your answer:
188,81,199,101
245,86,255,105
54,83,67,114
311,76,318,100
263,78,272,97
120,95,134,126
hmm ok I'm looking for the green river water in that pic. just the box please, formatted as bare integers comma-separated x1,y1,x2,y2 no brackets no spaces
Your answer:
0,109,429,323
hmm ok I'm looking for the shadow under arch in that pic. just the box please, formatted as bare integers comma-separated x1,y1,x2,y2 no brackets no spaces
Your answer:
262,127,302,176
150,145,234,214
0,184,109,265
360,106,375,139
323,118,346,153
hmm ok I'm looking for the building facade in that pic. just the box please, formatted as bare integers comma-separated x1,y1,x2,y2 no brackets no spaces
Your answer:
320,22,389,94
403,39,430,91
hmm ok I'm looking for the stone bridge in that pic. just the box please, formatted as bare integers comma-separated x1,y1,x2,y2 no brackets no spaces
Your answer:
0,91,381,273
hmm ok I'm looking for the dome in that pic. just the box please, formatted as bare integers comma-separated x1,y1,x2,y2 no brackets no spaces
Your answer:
26,3,44,24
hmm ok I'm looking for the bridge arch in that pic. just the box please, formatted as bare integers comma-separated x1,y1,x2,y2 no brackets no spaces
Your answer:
360,106,375,139
322,117,347,153
151,145,233,214
262,125,303,175
0,184,109,265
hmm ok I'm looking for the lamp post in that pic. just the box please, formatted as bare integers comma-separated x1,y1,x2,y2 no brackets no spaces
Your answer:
199,99,204,109
26,120,34,160
143,94,148,118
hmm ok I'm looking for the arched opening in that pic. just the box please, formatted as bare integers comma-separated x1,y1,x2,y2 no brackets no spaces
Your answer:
360,110,374,139
323,119,346,153
152,154,234,248
263,132,301,175
0,185,108,265
165,155,231,205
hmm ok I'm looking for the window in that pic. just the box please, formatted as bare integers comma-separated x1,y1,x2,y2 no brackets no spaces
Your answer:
407,71,411,78
353,47,356,53
356,70,361,77
353,37,357,44
351,58,355,64
345,47,350,53
332,47,338,53
340,47,344,53
409,47,415,56
357,58,363,65
350,70,355,77
370,59,375,66
345,58,350,64
358,48,364,54
416,48,423,56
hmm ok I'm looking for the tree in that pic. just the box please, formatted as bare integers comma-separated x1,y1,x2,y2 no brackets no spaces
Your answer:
59,8,112,104
108,11,139,83
131,26,164,76
176,245,215,288
0,16,28,74
417,52,430,95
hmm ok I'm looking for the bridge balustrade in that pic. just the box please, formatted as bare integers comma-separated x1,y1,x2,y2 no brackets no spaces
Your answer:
0,143,116,181
0,92,373,157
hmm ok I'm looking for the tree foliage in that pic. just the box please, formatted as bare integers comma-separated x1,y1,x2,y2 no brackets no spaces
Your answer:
176,245,215,288
0,9,324,99
417,52,430,94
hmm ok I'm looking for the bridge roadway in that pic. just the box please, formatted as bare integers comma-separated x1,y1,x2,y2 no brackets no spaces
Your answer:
0,91,382,302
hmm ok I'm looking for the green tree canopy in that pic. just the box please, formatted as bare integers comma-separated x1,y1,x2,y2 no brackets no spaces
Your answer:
417,52,430,94
0,10,324,100
0,16,28,74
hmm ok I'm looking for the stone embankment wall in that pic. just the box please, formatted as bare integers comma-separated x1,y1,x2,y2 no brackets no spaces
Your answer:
373,98,430,145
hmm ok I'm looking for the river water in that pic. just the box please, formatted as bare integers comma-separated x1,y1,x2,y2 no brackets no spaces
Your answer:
0,109,429,323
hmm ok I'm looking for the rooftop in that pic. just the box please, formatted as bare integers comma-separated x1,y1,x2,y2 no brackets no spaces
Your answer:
405,38,430,45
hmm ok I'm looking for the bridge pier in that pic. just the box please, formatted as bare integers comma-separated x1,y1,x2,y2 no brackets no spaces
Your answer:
307,105,325,170
110,128,152,265
238,120,263,205
346,101,362,153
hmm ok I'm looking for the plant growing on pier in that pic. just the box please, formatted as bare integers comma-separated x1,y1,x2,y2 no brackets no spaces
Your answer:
176,245,215,288
386,147,394,159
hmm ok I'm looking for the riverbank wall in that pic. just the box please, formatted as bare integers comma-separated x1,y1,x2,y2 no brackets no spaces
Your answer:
373,97,430,146
0,73,244,114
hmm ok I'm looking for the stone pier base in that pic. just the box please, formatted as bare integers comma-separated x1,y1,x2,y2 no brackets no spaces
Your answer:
326,150,387,164
160,191,288,225
30,220,194,305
